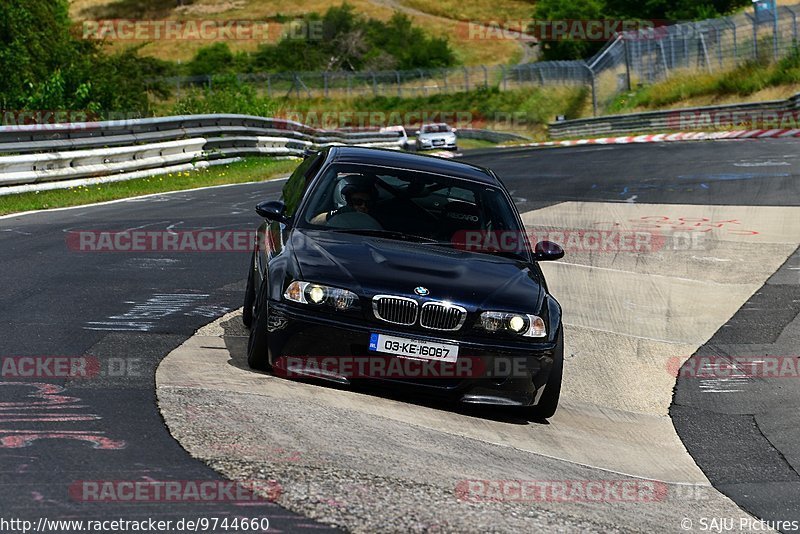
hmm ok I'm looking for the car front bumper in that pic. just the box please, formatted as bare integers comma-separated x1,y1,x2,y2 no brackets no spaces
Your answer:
265,302,560,407
417,138,458,150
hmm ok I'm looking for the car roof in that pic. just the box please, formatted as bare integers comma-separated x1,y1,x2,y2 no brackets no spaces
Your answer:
328,146,500,186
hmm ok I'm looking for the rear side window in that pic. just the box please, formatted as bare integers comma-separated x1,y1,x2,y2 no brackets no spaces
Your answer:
282,152,324,216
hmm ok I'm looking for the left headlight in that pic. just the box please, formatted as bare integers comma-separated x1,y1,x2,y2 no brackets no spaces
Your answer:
283,281,358,311
478,311,546,338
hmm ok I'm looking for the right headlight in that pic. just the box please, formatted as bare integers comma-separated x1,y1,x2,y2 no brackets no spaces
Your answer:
284,281,358,311
478,311,546,338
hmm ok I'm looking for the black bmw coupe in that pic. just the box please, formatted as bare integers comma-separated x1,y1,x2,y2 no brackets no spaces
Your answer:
243,146,565,418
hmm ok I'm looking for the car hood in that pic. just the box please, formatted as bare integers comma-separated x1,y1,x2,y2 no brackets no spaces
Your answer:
290,229,542,310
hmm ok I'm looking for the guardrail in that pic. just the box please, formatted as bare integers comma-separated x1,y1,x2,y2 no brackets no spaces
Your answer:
0,114,407,195
0,114,523,196
549,92,800,139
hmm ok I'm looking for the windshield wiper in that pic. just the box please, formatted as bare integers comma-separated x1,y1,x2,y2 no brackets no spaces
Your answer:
329,228,443,244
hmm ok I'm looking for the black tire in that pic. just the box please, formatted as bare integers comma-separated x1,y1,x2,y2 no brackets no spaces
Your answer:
242,251,257,329
528,334,563,419
246,280,272,371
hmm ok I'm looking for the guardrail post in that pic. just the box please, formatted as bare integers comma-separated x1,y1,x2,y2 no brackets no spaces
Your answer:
206,75,212,92
785,7,798,45
324,72,329,99
699,33,712,73
773,4,780,60
463,67,470,92
371,71,377,96
267,75,272,98
586,63,598,117
726,18,738,66
501,65,507,91
396,71,402,97
658,40,669,77
668,33,675,70
443,69,449,93
683,29,689,66
482,65,488,88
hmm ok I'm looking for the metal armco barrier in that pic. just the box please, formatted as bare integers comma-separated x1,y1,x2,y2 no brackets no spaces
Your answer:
549,92,800,139
0,139,206,187
0,114,406,192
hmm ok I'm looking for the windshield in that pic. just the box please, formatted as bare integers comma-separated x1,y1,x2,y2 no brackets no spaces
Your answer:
298,163,527,259
421,124,451,134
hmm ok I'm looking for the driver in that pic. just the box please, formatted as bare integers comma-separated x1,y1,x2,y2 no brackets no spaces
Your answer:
311,176,379,225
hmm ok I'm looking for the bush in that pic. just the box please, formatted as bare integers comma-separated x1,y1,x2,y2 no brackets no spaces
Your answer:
532,0,606,61
249,3,456,73
171,75,277,116
187,43,250,77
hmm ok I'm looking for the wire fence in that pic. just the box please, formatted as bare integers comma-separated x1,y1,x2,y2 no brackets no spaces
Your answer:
587,3,800,113
157,61,590,101
153,4,800,116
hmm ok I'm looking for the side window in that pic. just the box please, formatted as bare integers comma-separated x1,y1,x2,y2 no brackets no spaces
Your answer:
282,152,323,217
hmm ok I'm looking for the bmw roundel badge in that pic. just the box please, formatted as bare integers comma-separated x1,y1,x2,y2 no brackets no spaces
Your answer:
414,287,430,296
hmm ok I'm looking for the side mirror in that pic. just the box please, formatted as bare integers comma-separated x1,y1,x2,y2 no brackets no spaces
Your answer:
533,240,564,261
255,200,288,223
415,130,421,136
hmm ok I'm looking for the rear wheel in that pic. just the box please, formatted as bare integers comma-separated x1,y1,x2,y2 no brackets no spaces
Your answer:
246,279,272,371
528,334,563,419
242,251,257,329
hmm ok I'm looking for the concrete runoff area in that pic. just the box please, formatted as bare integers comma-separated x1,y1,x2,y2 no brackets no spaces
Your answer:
156,201,800,531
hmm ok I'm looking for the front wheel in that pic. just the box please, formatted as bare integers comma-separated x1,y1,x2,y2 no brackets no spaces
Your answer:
242,251,257,329
246,280,272,371
527,335,563,419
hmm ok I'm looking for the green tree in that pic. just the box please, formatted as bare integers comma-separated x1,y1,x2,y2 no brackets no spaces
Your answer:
0,0,173,115
605,0,751,20
187,43,236,77
532,0,606,60
0,0,78,108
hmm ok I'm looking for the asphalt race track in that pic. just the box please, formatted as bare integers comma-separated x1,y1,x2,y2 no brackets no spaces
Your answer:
2,139,799,532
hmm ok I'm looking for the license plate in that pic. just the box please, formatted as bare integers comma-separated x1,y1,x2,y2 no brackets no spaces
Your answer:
369,333,459,363
433,140,444,145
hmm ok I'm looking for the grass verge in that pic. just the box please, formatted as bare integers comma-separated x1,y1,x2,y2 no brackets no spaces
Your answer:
162,85,589,139
0,158,299,216
609,49,800,113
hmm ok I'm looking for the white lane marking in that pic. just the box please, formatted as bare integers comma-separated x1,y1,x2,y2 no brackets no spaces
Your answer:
554,260,732,285
563,323,688,345
691,256,732,262
165,221,184,234
84,293,209,332
0,229,32,235
0,177,290,221
734,161,791,167
122,221,171,233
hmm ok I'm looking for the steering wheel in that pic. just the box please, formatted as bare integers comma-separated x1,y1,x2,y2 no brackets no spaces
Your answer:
326,211,383,230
